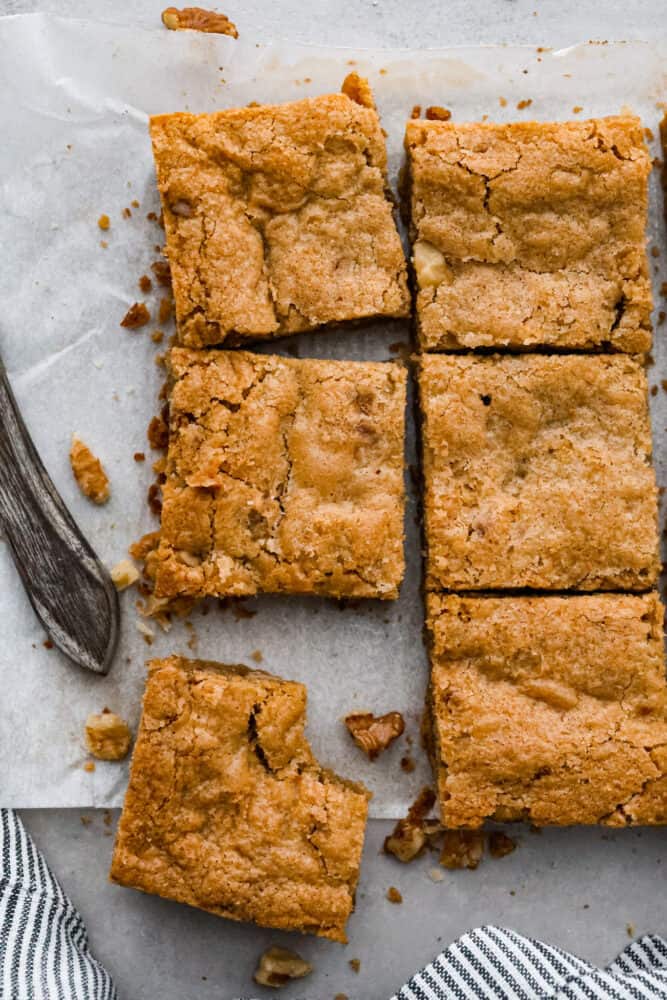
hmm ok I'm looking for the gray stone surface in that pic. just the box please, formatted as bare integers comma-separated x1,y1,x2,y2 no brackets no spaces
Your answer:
8,0,667,997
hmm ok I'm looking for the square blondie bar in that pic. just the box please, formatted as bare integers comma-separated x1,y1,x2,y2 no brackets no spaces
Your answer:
111,657,369,941
150,348,407,601
420,354,659,592
150,75,409,347
405,116,652,352
427,593,667,828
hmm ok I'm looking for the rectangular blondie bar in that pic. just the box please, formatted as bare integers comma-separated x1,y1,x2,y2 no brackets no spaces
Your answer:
427,593,667,828
111,657,369,941
151,348,407,601
150,75,409,347
405,116,652,352
420,353,659,591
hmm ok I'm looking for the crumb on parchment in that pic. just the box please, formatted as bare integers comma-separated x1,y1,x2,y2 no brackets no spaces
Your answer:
70,435,110,504
85,710,132,761
386,886,402,904
161,6,238,36
344,711,405,760
120,302,151,330
253,947,312,988
111,559,140,591
97,214,110,230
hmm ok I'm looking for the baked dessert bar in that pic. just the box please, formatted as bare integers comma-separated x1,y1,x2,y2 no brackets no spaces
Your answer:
151,348,407,601
420,353,659,592
111,657,369,941
405,116,652,352
427,593,667,828
150,75,409,347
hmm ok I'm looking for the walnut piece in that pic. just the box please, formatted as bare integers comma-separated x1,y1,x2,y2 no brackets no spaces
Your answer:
70,435,110,505
344,711,405,760
425,105,451,121
413,240,449,288
341,72,375,109
253,947,312,989
384,787,436,863
85,711,132,761
440,830,485,870
161,6,238,36
120,302,150,329
111,559,140,591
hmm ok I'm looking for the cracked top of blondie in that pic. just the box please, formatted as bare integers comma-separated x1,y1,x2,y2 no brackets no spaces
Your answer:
420,353,659,592
150,76,409,347
110,656,369,941
406,116,652,352
427,593,667,828
151,348,407,601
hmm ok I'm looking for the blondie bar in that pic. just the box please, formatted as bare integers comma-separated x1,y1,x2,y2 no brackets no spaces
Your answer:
420,354,659,591
405,116,652,352
111,657,369,941
150,76,409,347
151,348,407,601
427,593,667,828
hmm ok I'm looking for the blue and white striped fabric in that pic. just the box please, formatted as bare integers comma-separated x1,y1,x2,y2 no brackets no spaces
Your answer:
0,810,116,1000
393,924,667,1000
3,808,667,999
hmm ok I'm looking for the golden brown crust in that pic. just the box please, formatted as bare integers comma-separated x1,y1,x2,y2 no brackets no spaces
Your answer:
405,116,652,352
419,353,659,591
110,656,369,942
427,593,667,828
149,85,408,347
151,348,407,601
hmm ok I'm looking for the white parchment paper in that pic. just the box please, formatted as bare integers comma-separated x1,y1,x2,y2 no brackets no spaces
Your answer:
1,15,666,813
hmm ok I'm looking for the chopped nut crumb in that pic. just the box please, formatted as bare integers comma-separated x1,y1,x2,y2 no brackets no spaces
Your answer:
488,831,517,859
428,867,445,883
70,435,110,504
251,649,263,663
253,947,312,989
411,104,422,119
384,787,437,863
83,761,96,773
147,483,162,516
162,5,238,36
85,711,132,761
349,959,361,974
440,830,485,870
517,98,533,109
97,214,110,230
341,72,375,109
138,274,152,293
131,199,140,208
158,296,173,324
400,755,416,773
136,619,156,644
344,711,405,759
43,639,54,650
147,411,169,450
147,211,158,222
120,302,151,329
100,240,108,249
151,330,165,344
386,886,402,904
111,559,140,591
425,105,451,121
627,923,635,938
572,105,583,113
134,451,146,462
651,385,658,397
151,260,172,288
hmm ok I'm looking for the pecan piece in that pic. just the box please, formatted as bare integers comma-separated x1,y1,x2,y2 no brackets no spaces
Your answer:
253,947,312,989
383,787,436,863
85,711,132,761
344,711,405,759
161,6,238,36
120,302,150,329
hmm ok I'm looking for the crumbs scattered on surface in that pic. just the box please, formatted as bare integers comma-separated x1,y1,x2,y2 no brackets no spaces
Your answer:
151,330,165,344
428,867,445,883
120,302,151,330
161,6,238,36
517,99,533,110
411,104,422,119
148,409,170,450
70,435,110,504
400,755,416,773
151,260,172,287
386,886,403,904
43,639,54,650
139,274,153,294
158,297,173,325
344,711,405,760
97,214,110,230
488,831,517,859
627,923,635,938
251,649,263,663
349,959,361,974
425,106,451,121
80,816,92,827
122,207,132,219
111,559,140,592
572,105,583,114
440,830,485,870
85,710,132,760
499,97,508,107
134,451,146,462
83,761,96,773
651,385,658,396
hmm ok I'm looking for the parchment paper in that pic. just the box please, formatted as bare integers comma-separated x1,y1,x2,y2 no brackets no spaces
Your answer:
1,15,666,814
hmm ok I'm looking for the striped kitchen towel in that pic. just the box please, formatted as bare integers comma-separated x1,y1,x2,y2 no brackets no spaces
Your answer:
0,810,116,1000
3,809,667,999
